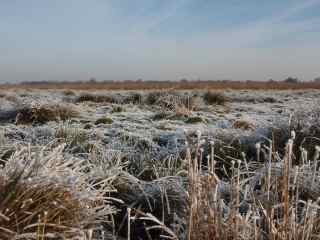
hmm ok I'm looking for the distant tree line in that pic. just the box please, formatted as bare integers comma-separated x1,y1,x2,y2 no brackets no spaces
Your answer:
283,77,299,83
16,75,320,85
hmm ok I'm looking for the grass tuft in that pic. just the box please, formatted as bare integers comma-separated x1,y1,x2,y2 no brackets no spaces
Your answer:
0,145,116,240
15,104,79,125
95,117,113,125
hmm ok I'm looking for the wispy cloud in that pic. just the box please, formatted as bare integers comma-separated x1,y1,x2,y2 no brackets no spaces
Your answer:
274,0,320,21
110,0,320,48
197,0,320,48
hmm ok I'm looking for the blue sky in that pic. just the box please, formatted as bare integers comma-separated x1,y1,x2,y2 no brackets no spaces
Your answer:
0,0,320,82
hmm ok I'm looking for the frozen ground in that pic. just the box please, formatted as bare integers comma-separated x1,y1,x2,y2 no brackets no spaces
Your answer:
0,89,318,139
1,89,320,239
0,89,319,169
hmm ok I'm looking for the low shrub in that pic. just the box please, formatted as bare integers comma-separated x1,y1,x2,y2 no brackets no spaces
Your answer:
62,89,76,96
203,91,229,105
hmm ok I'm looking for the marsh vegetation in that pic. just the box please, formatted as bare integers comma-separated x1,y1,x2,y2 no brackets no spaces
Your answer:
0,88,320,239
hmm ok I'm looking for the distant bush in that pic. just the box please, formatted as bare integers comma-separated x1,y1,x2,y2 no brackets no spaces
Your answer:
75,93,115,103
268,79,276,83
122,92,142,104
283,77,299,83
263,97,277,103
203,91,229,105
62,89,76,96
314,77,320,83
4,94,20,103
145,91,163,105
95,116,113,125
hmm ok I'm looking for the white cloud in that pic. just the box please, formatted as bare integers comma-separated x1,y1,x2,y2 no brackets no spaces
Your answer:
185,0,320,49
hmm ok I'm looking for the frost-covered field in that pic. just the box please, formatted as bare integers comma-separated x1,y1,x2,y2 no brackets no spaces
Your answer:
1,89,320,240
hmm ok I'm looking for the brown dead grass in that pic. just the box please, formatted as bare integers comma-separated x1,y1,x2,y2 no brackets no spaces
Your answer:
2,80,320,91
15,104,79,124
0,181,84,240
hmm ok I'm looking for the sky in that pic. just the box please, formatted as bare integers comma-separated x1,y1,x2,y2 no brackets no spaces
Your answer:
0,0,320,82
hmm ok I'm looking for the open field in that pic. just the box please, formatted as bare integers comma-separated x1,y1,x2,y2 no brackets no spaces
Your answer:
2,80,320,91
1,88,320,239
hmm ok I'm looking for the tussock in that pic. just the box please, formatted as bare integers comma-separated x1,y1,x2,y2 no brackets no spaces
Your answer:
145,92,203,121
0,145,116,240
15,104,79,125
233,119,255,130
